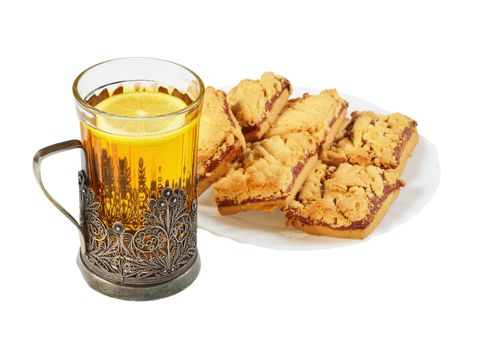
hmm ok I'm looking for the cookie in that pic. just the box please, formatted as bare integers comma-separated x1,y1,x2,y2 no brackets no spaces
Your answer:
285,162,404,239
227,72,292,141
198,86,246,196
322,111,418,175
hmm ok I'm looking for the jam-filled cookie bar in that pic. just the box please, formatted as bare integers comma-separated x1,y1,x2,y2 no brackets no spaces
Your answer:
284,162,404,239
213,132,319,215
322,111,418,175
227,72,292,141
266,89,348,149
197,86,246,196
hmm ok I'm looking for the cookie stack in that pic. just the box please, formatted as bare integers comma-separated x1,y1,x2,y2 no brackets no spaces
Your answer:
197,73,418,239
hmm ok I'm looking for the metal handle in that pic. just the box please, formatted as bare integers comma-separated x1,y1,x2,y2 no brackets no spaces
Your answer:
33,139,87,252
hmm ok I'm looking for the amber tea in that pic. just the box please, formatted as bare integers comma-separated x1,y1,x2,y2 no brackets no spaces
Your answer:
81,82,200,231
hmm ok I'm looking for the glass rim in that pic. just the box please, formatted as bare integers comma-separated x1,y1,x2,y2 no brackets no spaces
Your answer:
72,57,205,120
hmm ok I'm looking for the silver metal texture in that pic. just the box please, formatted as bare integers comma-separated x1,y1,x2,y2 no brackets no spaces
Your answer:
33,140,200,300
77,251,200,301
33,140,88,253
79,171,198,286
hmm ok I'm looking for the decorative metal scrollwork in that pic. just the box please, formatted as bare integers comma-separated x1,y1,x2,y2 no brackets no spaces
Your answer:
79,171,197,285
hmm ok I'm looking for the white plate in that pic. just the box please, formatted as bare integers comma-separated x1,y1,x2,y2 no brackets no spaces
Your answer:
198,88,440,250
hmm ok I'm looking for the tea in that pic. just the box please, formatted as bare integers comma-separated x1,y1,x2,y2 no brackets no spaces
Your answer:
80,82,200,232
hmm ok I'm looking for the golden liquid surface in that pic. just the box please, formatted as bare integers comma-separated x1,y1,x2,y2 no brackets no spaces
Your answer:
80,84,200,232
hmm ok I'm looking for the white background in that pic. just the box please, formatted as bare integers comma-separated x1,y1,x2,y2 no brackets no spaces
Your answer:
1,0,490,349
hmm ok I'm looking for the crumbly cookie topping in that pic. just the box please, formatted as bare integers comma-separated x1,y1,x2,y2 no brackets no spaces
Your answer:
287,162,403,228
214,132,317,203
227,72,292,127
266,89,347,143
198,87,245,177
322,111,417,169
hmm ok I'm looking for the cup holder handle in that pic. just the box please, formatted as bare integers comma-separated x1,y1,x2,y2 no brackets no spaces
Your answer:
33,140,87,252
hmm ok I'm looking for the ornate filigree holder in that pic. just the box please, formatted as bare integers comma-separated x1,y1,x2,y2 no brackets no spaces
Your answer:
76,253,200,301
33,140,200,301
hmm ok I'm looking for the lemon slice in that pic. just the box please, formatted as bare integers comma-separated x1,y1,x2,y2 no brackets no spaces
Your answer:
95,91,188,135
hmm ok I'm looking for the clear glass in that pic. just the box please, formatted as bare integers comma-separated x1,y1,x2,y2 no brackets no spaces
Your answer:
73,57,204,233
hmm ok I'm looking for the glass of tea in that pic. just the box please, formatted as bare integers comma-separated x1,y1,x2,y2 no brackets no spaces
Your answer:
33,58,204,300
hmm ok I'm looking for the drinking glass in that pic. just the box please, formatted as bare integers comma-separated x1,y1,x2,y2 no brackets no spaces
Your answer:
33,58,204,300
